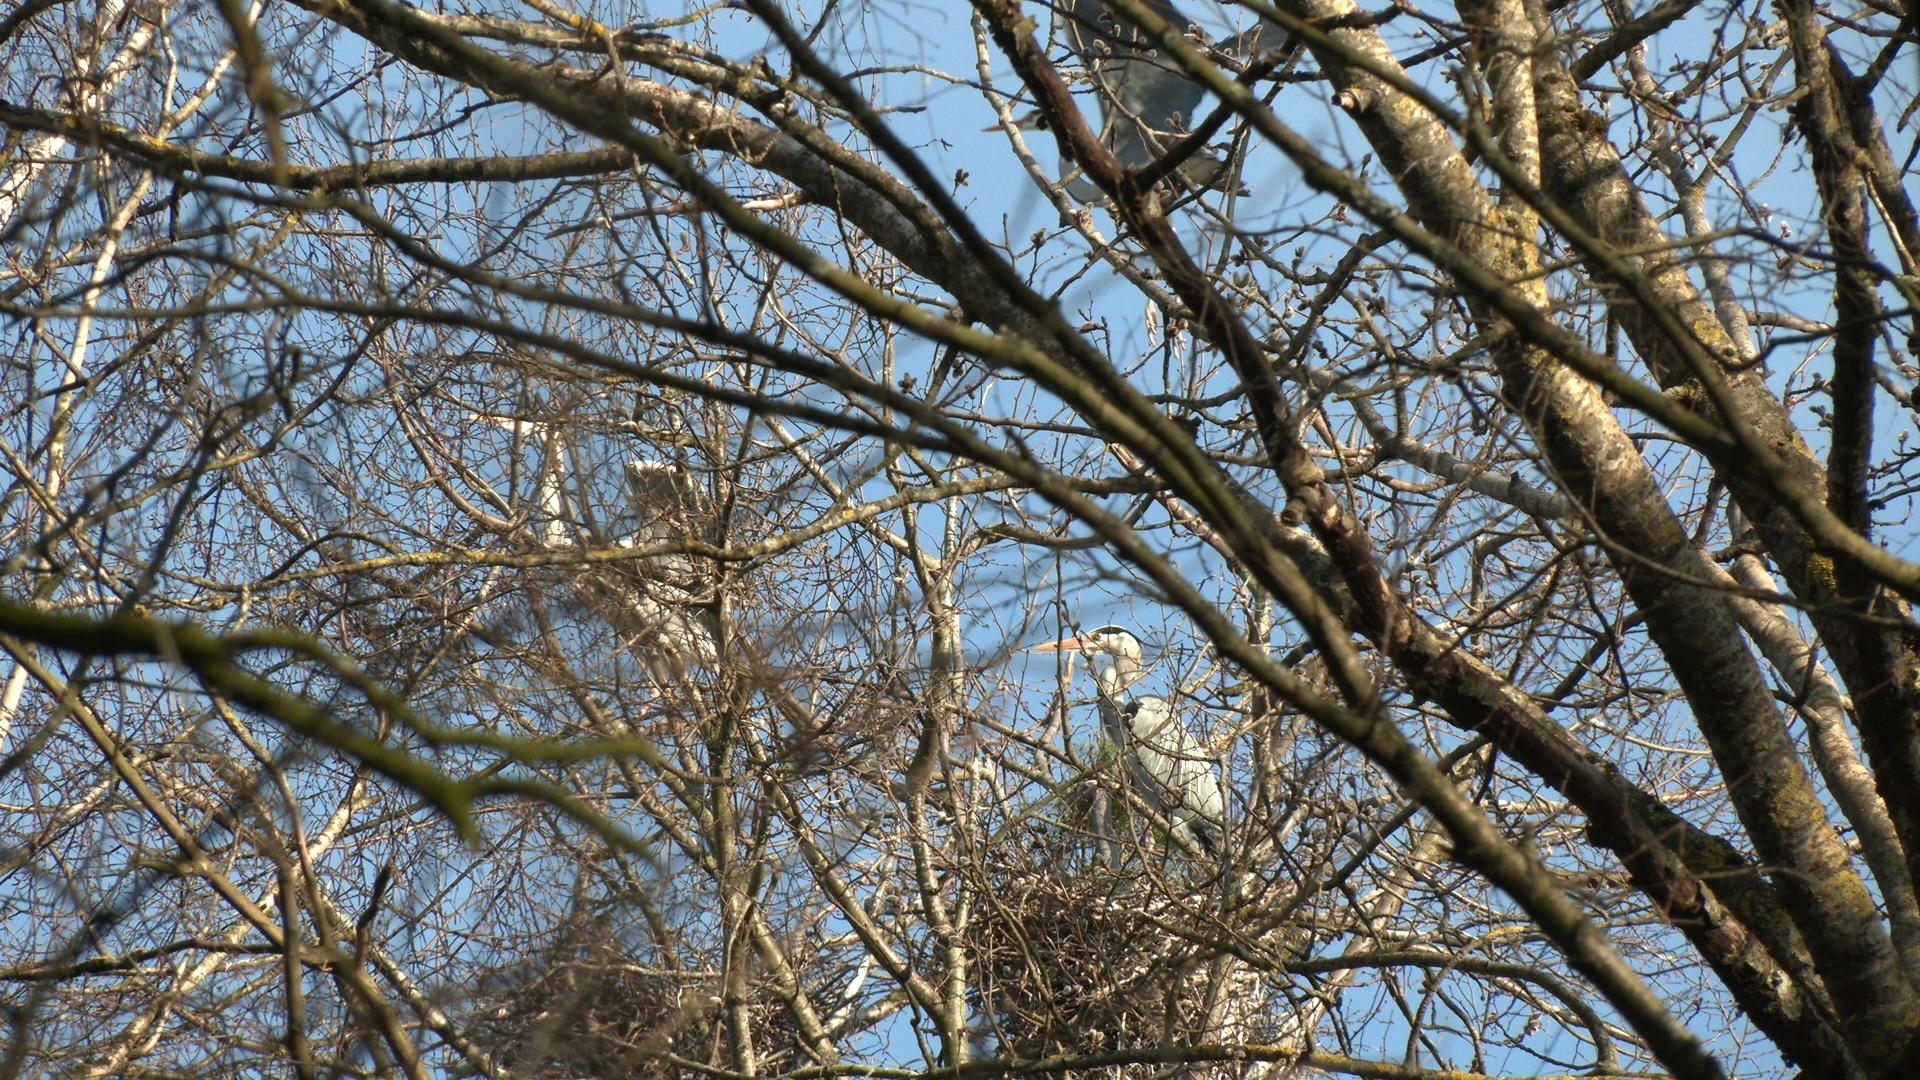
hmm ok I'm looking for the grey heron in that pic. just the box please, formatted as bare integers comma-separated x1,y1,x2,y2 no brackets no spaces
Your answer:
473,412,717,681
1033,625,1227,857
1000,0,1234,201
620,459,718,680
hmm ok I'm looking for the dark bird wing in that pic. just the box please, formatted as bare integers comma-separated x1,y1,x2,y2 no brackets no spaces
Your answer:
1054,0,1229,194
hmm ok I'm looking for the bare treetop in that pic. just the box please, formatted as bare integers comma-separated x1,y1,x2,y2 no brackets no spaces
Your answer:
3,2,1919,1079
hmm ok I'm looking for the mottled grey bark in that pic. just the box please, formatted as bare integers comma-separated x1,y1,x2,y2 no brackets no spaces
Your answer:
1721,553,1920,985
1260,0,1916,1067
252,0,1916,1073
1529,0,1920,936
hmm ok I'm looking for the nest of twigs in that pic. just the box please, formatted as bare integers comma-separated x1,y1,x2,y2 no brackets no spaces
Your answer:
966,865,1245,1067
469,919,804,1080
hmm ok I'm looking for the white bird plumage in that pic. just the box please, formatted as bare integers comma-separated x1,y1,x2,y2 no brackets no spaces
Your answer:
621,459,718,680
1034,625,1226,857
473,412,716,683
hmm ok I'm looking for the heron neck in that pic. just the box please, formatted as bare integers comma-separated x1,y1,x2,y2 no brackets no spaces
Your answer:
1097,650,1141,698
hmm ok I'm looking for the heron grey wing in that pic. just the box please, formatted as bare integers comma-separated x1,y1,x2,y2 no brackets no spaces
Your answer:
1100,58,1157,171
1054,0,1119,187
1101,58,1207,171
618,458,716,676
1112,42,1206,127
1058,161,1104,202
1125,735,1216,856
624,460,697,523
1167,730,1226,828
1126,695,1226,822
617,580,718,664
1061,1,1220,182
1059,0,1111,59
1060,0,1196,52
624,459,702,579
1116,696,1176,813
1177,749,1226,825
1162,748,1225,857
1121,696,1207,813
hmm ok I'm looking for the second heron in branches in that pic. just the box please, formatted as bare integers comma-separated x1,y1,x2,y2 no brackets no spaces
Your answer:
1007,0,1237,200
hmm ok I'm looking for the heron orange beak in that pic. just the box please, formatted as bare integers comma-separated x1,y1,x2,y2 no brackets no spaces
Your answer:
1031,636,1086,653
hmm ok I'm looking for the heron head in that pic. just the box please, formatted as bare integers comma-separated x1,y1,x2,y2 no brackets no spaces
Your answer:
985,110,1050,134
1030,624,1141,662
